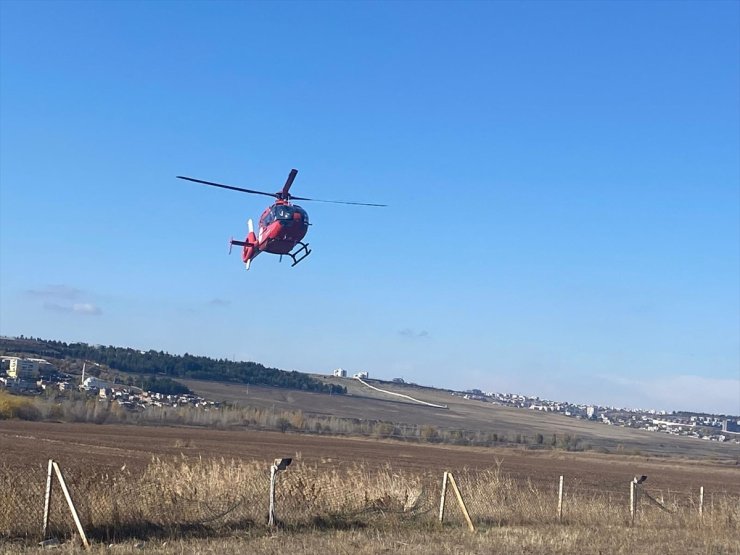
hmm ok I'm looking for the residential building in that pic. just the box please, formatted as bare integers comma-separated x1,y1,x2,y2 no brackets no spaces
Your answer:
7,358,40,379
81,376,107,391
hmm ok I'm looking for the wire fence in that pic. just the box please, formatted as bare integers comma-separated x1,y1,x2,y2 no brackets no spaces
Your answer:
1,458,738,543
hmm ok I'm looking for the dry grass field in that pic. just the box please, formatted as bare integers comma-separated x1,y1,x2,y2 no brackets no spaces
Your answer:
1,420,739,554
4,526,740,555
2,381,738,553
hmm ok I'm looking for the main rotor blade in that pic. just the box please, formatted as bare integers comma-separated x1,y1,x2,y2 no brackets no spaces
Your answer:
281,169,298,198
290,195,387,207
177,176,277,198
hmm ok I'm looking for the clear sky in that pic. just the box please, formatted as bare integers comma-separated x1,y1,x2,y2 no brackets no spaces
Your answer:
1,1,738,415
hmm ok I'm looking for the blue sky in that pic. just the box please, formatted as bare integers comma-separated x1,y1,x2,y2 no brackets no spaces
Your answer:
1,1,738,414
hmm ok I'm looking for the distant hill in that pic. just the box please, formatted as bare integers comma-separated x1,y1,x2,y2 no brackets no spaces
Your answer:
0,337,346,395
179,375,740,459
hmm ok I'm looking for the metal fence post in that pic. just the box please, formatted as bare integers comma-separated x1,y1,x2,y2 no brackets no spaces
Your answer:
438,471,449,523
268,457,292,527
557,475,564,522
42,459,54,539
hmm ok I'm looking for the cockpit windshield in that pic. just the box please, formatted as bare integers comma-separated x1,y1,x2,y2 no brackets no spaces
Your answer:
262,204,308,227
273,206,293,220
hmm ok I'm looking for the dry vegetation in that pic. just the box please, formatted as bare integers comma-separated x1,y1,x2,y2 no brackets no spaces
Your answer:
1,454,738,554
0,390,581,450
2,393,738,554
183,378,740,458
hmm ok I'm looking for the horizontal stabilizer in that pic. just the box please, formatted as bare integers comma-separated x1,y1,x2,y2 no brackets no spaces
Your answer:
229,237,249,255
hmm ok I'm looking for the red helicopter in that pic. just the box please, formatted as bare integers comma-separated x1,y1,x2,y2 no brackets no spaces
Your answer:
177,169,385,270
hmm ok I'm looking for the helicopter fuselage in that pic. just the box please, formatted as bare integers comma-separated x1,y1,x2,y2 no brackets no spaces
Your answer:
233,200,312,269
256,201,309,255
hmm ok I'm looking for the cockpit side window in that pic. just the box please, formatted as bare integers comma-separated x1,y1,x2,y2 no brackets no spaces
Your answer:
261,211,274,227
294,206,308,224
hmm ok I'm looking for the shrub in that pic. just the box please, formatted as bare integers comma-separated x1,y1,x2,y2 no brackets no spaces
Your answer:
0,392,40,420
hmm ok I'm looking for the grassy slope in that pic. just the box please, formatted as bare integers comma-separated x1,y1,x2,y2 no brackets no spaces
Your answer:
176,376,740,459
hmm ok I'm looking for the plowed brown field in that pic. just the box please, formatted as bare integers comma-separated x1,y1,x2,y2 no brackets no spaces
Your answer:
1,421,738,495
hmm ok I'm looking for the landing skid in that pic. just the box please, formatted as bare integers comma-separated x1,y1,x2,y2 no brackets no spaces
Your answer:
284,242,311,267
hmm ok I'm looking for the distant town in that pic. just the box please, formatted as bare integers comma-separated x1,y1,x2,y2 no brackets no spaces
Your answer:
3,353,739,446
452,388,740,444
340,368,740,445
1,355,220,412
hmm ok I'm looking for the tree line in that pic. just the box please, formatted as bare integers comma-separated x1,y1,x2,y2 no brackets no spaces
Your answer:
0,337,346,395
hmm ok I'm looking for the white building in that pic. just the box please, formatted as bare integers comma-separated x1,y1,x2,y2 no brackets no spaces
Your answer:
81,376,107,391
333,368,347,378
7,358,40,379
353,371,369,379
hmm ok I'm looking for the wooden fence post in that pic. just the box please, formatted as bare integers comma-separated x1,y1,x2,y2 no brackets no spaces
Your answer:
447,473,475,532
42,459,54,539
438,471,449,523
51,462,89,550
557,475,564,522
699,486,704,519
629,481,635,526
268,464,278,527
